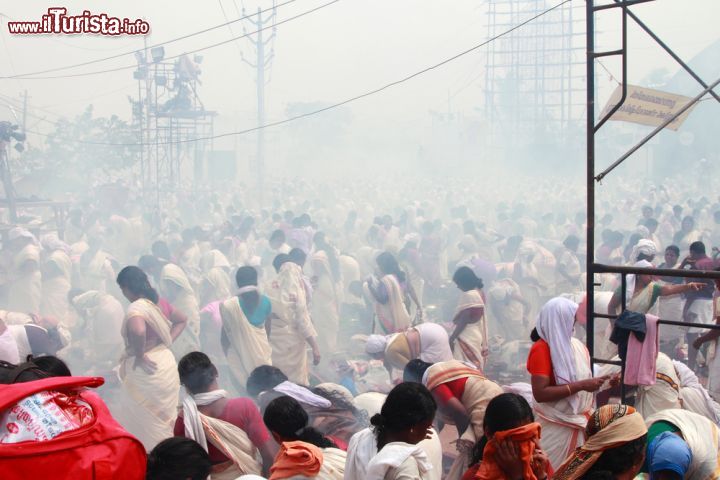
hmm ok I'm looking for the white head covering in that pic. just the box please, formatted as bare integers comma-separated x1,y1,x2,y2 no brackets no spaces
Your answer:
626,259,653,300
365,334,389,355
272,381,332,408
630,239,657,263
535,297,579,386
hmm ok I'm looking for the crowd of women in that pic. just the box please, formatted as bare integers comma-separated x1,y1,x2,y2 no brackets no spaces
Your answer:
2,175,720,478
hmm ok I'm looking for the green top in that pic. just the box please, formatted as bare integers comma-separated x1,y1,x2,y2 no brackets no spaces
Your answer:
642,420,681,473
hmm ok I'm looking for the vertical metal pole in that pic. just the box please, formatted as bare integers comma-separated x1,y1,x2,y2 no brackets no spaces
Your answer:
1,145,17,223
21,90,27,134
620,272,627,402
585,0,596,364
138,70,145,195
256,6,265,207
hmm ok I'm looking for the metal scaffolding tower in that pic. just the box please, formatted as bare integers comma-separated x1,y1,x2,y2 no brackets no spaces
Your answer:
132,48,216,209
483,0,585,148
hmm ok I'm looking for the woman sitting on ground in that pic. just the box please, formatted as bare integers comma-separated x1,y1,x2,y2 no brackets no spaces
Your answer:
462,393,550,480
553,404,648,480
263,395,346,480
364,381,438,480
174,352,276,477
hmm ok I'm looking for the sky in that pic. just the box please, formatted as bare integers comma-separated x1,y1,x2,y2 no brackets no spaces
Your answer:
0,0,718,157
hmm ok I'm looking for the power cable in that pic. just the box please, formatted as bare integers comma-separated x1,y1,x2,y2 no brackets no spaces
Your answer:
27,0,573,146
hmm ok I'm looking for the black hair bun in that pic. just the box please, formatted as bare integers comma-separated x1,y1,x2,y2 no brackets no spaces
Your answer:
370,413,386,427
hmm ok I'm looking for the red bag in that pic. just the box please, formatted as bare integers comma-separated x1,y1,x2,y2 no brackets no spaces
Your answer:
0,376,147,479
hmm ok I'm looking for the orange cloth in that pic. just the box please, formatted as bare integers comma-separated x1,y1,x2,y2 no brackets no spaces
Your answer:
269,441,324,480
475,422,542,480
526,340,556,385
462,463,480,480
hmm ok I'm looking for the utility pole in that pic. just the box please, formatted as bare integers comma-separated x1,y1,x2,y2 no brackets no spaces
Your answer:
242,2,276,207
0,146,17,223
21,90,27,134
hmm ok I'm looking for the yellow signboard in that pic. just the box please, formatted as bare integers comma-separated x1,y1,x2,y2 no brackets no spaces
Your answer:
600,84,696,131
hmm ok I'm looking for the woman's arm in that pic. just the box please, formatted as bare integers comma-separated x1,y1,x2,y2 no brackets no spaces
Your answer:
259,440,278,476
305,335,321,365
440,396,471,436
693,314,720,349
660,282,705,297
264,313,273,339
405,271,422,311
530,374,608,403
127,316,158,374
449,308,483,345
167,307,188,342
126,316,147,357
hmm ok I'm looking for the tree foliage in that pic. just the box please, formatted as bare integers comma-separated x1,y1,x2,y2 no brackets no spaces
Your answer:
19,106,139,185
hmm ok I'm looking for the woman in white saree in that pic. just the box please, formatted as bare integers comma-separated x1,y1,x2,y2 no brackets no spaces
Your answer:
115,266,187,451
450,266,489,370
220,266,272,392
526,297,613,470
267,255,321,385
364,252,420,335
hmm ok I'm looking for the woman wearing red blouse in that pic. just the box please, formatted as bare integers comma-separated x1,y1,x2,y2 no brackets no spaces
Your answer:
174,352,277,477
526,297,614,471
404,358,504,479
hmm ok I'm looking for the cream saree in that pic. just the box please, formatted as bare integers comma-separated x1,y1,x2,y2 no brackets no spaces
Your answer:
533,338,594,470
220,296,272,389
117,299,179,451
161,263,201,360
452,289,488,370
268,262,317,385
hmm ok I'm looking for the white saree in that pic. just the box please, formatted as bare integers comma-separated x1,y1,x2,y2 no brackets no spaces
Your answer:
220,296,272,389
117,299,180,451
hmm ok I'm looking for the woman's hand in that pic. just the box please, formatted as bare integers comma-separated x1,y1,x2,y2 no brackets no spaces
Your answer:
133,354,158,374
531,446,550,480
578,376,608,392
312,347,321,365
495,439,523,480
693,336,706,350
455,438,474,454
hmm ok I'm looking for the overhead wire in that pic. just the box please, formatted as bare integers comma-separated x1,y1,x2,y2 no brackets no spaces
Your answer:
25,0,574,146
1,0,335,80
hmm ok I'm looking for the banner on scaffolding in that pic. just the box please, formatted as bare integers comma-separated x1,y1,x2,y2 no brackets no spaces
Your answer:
600,84,696,131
